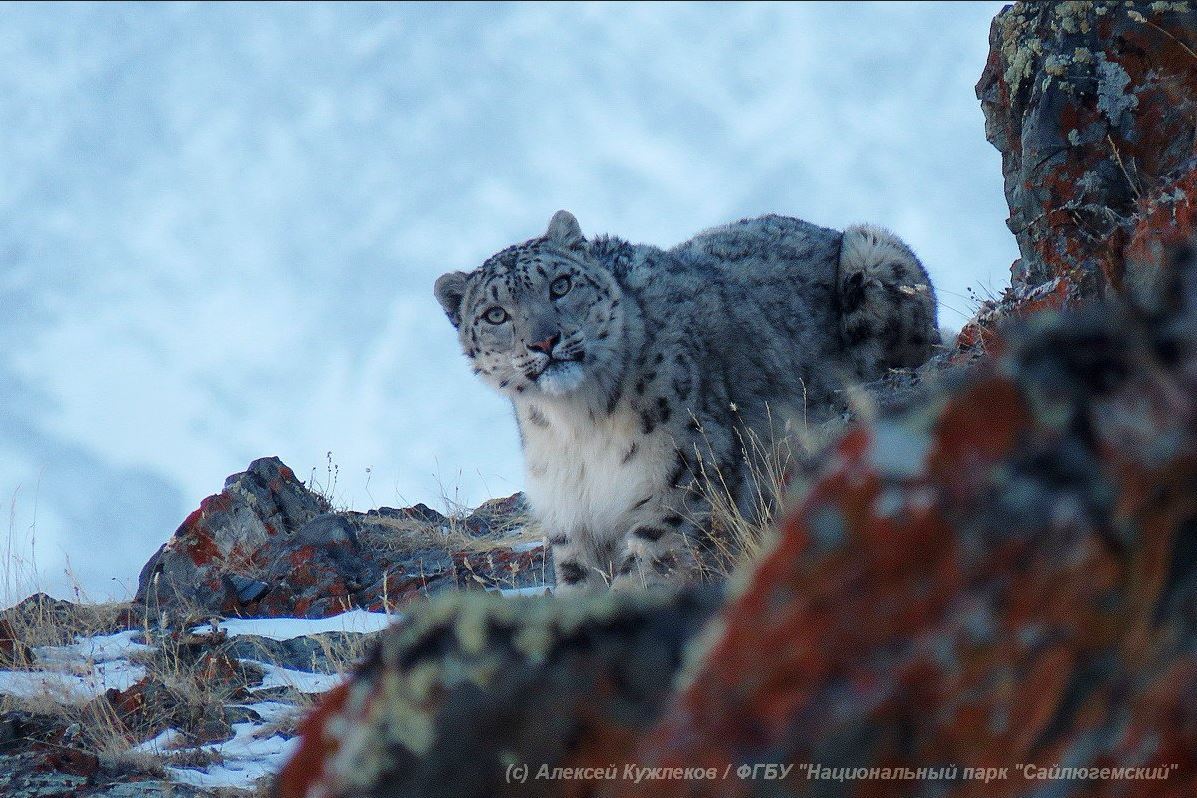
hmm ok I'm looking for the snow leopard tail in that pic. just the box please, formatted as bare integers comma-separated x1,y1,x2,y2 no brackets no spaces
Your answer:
838,223,939,381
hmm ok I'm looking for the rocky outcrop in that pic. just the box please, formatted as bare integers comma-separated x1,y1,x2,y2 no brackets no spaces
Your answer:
0,594,138,665
134,457,540,621
961,0,1196,349
134,457,331,617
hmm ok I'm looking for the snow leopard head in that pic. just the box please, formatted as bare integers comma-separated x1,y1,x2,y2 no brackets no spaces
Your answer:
435,210,630,401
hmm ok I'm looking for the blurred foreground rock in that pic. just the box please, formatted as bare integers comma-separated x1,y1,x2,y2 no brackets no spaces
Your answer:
134,457,540,621
276,590,720,798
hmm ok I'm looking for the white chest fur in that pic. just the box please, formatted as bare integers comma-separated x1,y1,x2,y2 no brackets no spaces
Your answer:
519,401,671,543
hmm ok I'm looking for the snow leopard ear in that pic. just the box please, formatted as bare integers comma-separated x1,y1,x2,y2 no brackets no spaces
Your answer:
434,271,470,328
544,210,584,248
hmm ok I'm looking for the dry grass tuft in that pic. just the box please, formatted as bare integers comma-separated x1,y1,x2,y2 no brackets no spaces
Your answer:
687,405,847,583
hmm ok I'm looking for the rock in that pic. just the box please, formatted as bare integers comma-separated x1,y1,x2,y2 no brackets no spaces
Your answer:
135,457,548,620
0,710,71,755
247,513,458,618
368,503,447,525
85,636,270,750
2,593,81,627
462,493,528,536
0,754,90,797
0,749,220,798
90,784,218,798
275,589,721,798
100,677,174,733
0,618,33,666
193,649,262,692
41,746,100,779
0,592,134,639
223,631,367,673
225,574,270,605
961,0,1197,349
452,544,548,592
135,457,331,617
0,594,140,663
92,676,228,747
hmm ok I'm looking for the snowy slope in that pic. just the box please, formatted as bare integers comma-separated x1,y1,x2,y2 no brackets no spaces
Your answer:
0,1,1015,600
0,611,395,790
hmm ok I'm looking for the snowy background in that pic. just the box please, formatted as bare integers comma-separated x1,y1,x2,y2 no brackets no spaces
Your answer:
0,1,1016,602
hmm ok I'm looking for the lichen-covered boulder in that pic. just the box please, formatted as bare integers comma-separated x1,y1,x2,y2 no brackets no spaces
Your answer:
275,590,720,798
135,457,332,618
134,458,542,621
961,0,1197,349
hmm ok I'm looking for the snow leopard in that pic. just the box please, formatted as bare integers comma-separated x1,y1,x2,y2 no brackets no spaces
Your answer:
435,211,938,595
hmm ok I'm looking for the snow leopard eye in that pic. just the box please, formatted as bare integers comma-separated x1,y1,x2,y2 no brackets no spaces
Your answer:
482,306,509,325
549,275,572,299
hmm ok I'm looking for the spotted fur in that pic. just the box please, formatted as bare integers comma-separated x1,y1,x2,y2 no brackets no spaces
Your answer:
435,211,937,594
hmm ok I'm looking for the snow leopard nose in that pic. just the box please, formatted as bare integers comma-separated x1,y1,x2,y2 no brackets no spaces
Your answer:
527,333,560,355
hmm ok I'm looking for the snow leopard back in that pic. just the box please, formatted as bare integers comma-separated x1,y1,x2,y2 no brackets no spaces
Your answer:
649,214,852,427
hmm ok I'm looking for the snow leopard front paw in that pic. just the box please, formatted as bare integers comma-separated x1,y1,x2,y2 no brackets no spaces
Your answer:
549,548,611,597
611,529,701,591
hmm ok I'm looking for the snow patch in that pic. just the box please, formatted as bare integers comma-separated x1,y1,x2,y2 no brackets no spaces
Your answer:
167,722,299,789
133,728,184,755
497,585,551,597
250,661,345,694
32,630,153,665
194,609,397,640
0,632,152,701
0,661,146,701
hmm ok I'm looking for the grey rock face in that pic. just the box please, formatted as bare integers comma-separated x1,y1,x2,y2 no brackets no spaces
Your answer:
0,757,89,798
